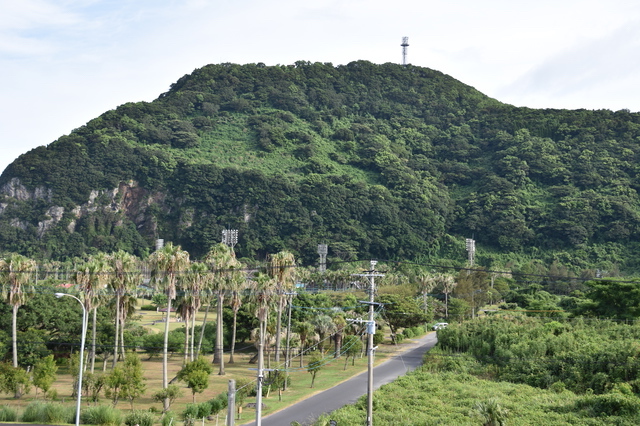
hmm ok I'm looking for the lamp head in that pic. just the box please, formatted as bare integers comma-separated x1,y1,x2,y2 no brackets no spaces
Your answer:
54,293,65,298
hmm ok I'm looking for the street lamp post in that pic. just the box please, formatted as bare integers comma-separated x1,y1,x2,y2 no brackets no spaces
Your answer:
55,293,87,426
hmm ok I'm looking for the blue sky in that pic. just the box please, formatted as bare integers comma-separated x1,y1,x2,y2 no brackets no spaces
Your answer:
2,0,640,174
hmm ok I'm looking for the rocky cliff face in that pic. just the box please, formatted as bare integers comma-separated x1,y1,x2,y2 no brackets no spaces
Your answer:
0,178,163,239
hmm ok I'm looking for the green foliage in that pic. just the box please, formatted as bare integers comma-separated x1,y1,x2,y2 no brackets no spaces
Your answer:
4,62,640,270
307,355,323,388
153,384,183,413
124,410,156,426
20,401,74,424
0,363,31,397
104,352,146,408
80,404,122,426
32,354,57,397
473,398,509,426
576,278,640,320
436,316,640,395
176,356,213,402
0,405,17,422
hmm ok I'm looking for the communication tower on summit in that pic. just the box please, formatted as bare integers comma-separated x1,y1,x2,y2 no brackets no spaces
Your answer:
401,36,409,66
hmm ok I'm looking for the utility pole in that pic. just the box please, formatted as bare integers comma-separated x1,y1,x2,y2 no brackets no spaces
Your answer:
227,379,235,426
352,260,385,426
255,321,264,426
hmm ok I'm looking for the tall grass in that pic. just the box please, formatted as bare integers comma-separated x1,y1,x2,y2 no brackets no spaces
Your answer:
80,404,122,426
0,405,18,422
21,401,75,424
124,409,156,426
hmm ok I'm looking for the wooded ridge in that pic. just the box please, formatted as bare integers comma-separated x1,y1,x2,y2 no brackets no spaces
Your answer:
1,60,640,272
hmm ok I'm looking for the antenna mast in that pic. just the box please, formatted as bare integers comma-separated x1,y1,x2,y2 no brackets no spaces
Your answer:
401,36,409,66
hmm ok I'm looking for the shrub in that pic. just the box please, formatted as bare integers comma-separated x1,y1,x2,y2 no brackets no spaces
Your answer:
81,404,122,426
181,404,199,426
576,393,640,417
161,411,176,426
140,304,156,311
124,410,155,426
373,329,384,345
403,328,415,339
0,405,17,422
21,401,74,424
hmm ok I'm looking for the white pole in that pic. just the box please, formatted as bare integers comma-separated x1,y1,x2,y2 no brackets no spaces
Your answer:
55,293,87,426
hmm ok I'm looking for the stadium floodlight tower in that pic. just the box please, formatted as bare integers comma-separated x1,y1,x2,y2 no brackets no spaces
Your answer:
222,229,238,248
401,36,409,66
317,244,328,273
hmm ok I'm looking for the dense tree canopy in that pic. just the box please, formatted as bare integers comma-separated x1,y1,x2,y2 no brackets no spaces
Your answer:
1,61,640,271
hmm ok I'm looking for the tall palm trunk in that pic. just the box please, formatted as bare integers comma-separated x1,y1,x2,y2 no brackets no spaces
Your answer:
112,293,121,368
162,297,172,413
196,304,210,358
275,301,283,363
90,307,97,373
229,306,238,363
214,293,225,375
190,310,197,361
12,304,18,368
183,313,190,364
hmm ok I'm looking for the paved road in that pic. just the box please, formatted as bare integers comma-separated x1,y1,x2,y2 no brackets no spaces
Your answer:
244,332,438,426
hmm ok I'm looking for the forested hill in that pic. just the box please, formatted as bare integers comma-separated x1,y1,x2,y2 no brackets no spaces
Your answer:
2,60,640,271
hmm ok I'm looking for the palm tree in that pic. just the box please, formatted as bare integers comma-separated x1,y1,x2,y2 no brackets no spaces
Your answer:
205,243,241,375
267,251,296,363
248,271,276,425
74,253,111,373
293,321,315,367
312,314,336,355
226,257,246,364
181,262,207,363
108,250,139,368
149,242,190,413
416,273,438,314
332,315,347,358
440,274,457,318
0,253,36,397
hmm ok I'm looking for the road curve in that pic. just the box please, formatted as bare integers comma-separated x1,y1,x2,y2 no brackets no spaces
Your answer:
247,332,438,426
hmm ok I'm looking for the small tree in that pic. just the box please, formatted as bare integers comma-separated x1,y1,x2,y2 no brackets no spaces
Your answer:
105,352,146,408
153,384,183,413
177,357,213,403
0,362,31,397
307,355,323,388
82,372,105,404
343,335,363,370
32,355,57,398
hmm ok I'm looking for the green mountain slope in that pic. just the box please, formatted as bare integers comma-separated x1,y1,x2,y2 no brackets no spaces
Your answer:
2,61,640,270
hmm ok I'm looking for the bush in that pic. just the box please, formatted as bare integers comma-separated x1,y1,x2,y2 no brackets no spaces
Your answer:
181,404,199,426
576,393,640,417
140,304,156,311
373,329,384,345
0,405,17,422
161,411,176,426
403,328,415,339
21,401,74,424
410,325,425,335
124,410,155,426
81,404,122,426
207,392,228,415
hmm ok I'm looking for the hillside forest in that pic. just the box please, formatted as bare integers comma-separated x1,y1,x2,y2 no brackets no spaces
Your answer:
1,61,640,275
